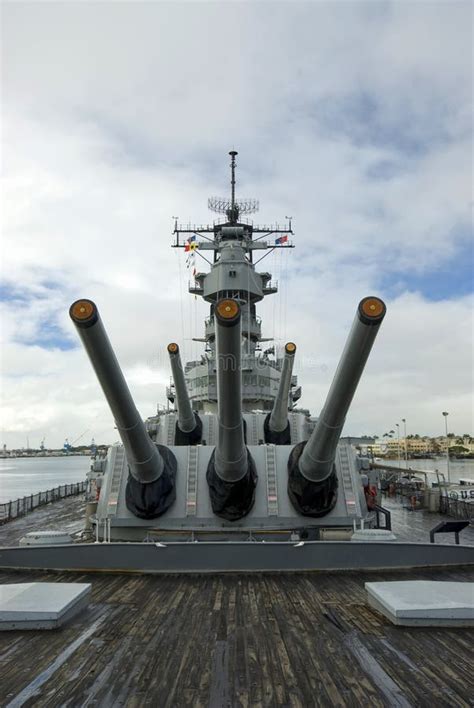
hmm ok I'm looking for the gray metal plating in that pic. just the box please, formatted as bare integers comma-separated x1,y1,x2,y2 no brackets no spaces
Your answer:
168,344,197,434
299,301,385,482
70,302,163,484
214,301,248,482
269,343,296,433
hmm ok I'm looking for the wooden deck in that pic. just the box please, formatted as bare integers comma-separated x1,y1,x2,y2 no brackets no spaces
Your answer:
0,566,473,707
0,496,87,547
1,499,474,705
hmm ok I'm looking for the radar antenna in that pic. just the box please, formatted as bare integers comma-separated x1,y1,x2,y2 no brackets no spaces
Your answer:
208,150,259,224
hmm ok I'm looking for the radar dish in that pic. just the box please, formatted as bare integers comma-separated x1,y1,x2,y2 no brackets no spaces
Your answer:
208,197,259,215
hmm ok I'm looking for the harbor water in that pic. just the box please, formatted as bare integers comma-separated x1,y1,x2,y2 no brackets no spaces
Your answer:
0,456,89,503
0,455,472,505
378,457,474,485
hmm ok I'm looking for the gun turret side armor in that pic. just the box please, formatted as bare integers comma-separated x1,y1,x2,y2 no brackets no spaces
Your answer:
288,296,386,516
70,299,176,518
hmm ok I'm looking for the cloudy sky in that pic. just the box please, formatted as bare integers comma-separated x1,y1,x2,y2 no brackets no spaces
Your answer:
1,1,472,449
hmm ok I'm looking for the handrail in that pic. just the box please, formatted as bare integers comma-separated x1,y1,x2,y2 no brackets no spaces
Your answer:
0,481,87,525
371,461,428,485
373,504,391,531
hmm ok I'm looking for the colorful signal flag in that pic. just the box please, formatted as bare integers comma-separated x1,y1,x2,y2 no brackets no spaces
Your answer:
184,239,198,252
275,235,288,245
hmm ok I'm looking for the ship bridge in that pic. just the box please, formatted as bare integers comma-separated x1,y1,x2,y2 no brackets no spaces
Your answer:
171,151,296,412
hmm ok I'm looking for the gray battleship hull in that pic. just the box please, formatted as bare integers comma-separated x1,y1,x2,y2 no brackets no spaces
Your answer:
0,541,473,574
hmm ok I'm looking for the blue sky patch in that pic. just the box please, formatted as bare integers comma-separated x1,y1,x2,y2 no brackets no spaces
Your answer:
311,90,454,159
1,282,77,351
16,318,77,351
0,283,31,304
379,241,473,301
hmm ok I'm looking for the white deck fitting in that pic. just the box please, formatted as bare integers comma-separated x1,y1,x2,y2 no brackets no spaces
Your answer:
19,530,73,546
366,581,474,626
0,583,91,630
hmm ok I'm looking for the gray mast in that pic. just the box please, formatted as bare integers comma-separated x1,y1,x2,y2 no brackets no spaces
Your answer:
229,150,238,224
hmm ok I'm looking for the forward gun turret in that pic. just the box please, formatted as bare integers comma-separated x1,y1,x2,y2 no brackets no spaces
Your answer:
288,296,386,516
70,299,176,518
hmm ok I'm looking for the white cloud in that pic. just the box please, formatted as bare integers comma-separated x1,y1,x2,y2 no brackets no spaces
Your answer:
1,1,472,447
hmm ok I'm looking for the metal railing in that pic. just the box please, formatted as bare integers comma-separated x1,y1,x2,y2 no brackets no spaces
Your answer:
440,495,474,521
373,504,392,530
0,482,87,525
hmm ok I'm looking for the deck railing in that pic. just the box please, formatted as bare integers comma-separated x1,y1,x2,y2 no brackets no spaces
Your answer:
0,482,87,525
440,495,474,521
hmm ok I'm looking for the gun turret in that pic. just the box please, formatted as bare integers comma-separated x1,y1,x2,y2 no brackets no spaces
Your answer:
288,296,386,516
265,342,296,444
206,299,257,520
70,299,176,518
167,343,202,444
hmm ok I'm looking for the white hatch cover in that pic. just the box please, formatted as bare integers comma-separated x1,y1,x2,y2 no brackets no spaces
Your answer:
366,581,474,626
19,530,73,546
0,583,91,630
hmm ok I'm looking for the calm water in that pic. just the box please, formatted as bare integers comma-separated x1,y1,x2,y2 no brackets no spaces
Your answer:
376,457,474,484
0,454,472,505
0,456,90,503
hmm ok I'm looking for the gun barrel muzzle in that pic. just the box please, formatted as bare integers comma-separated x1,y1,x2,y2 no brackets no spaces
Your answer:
70,299,164,484
214,298,248,482
268,342,297,434
167,343,197,434
299,296,386,482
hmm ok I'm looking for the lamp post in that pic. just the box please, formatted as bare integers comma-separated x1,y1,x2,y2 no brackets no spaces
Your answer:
396,423,401,468
442,411,450,483
401,418,408,467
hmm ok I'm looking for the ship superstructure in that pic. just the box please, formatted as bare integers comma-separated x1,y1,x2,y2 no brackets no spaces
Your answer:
59,151,393,543
165,150,297,416
1,151,473,575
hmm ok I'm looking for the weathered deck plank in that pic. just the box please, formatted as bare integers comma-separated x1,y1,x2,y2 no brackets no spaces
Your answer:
0,567,473,707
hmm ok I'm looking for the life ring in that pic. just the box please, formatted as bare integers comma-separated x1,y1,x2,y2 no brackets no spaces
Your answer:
365,485,377,510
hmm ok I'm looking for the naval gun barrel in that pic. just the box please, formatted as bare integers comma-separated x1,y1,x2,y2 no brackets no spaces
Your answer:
206,298,257,520
167,343,202,444
214,299,248,481
69,300,164,485
300,296,386,482
265,342,296,444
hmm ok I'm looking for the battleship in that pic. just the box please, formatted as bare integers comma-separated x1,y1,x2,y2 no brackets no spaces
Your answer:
0,152,473,706
0,151,473,573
